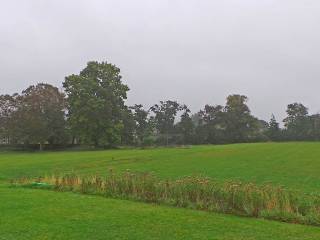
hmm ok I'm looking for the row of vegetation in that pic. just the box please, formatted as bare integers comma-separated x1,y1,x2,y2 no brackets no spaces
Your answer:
12,171,320,226
1,61,319,149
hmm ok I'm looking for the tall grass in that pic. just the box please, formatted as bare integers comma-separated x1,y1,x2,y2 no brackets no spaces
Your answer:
12,171,320,226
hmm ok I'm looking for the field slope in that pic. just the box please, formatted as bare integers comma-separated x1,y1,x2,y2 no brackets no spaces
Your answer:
1,142,320,239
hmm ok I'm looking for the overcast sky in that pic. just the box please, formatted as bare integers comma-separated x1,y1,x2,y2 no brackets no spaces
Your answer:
1,0,320,121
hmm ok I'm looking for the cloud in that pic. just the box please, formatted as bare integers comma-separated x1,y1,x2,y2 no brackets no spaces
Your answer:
1,0,320,121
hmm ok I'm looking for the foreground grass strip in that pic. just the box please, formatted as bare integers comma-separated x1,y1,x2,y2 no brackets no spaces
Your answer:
3,184,320,240
12,171,320,226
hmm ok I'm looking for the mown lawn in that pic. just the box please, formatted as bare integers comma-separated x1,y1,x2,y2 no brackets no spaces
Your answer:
1,142,320,239
1,184,320,240
1,142,320,192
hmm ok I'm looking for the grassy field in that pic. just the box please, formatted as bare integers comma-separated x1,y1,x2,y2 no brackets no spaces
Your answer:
2,142,320,192
2,142,320,239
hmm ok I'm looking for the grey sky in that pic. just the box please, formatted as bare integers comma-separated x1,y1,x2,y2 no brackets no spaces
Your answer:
1,0,320,122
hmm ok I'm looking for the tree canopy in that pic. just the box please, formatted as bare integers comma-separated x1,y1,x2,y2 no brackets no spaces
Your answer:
63,61,129,147
1,60,320,149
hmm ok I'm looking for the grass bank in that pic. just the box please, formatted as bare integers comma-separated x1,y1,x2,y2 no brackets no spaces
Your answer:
13,171,320,226
2,184,320,240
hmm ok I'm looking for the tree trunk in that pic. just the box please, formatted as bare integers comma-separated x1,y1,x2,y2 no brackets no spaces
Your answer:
39,143,43,151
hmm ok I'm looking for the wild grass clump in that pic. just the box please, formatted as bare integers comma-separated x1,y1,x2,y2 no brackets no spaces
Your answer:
11,171,320,226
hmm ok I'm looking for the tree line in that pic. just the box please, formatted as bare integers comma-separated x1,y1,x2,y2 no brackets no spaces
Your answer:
1,61,320,149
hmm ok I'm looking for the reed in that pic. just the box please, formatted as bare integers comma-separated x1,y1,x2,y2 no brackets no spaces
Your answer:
11,171,320,226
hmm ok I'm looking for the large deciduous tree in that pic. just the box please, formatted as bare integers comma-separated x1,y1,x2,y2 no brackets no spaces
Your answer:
5,83,66,150
63,61,129,147
224,94,259,142
196,104,225,144
0,84,66,149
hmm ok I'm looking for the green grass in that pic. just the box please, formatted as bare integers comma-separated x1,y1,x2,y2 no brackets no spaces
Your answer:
2,184,320,240
1,142,320,192
2,142,320,239
16,172,320,226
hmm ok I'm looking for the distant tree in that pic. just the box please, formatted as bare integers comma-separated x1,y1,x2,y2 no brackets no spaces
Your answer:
0,94,18,143
176,105,195,144
13,83,66,150
130,104,150,145
251,118,269,142
63,61,129,147
150,100,183,145
224,94,259,142
120,107,136,145
283,103,308,127
266,114,281,141
196,104,226,144
309,114,320,140
283,103,310,140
